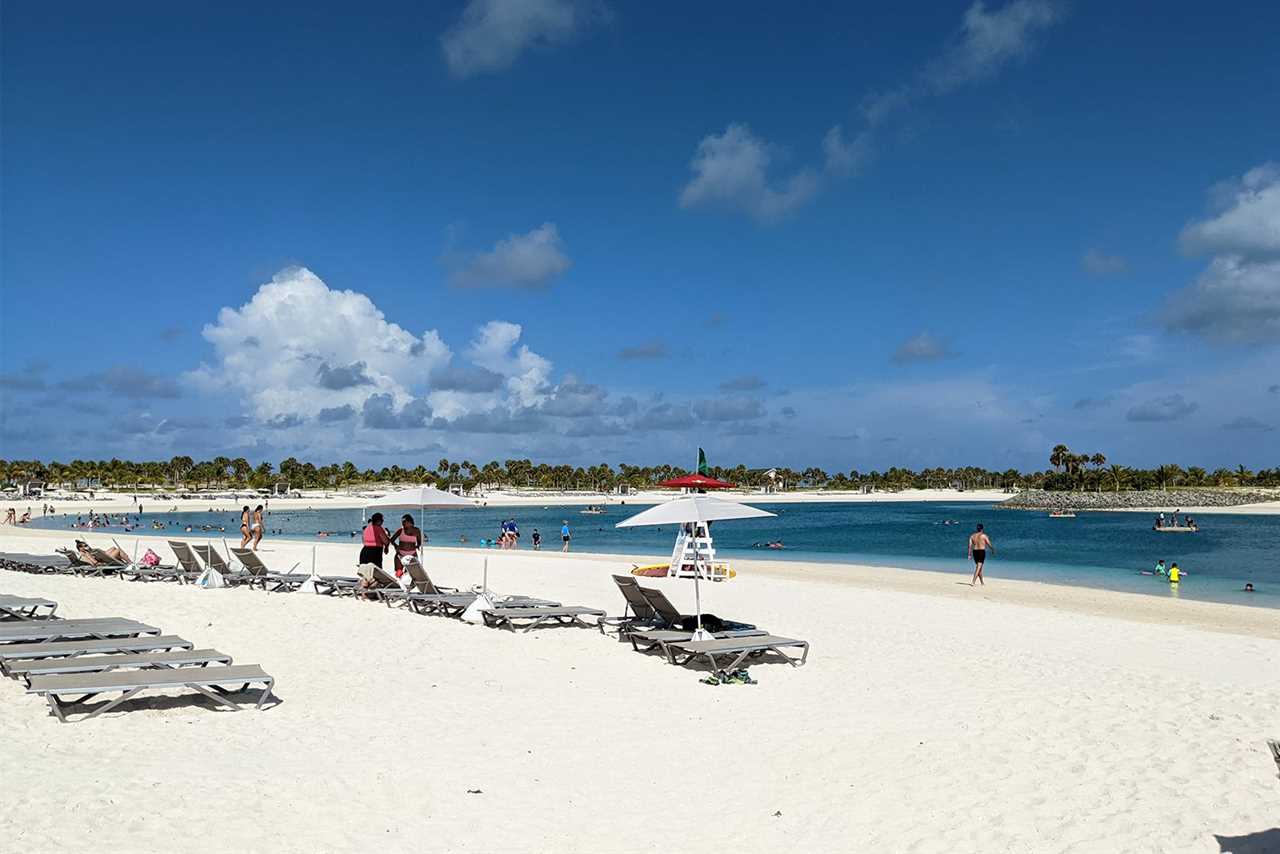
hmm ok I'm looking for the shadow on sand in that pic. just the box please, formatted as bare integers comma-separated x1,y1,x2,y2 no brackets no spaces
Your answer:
1216,828,1280,853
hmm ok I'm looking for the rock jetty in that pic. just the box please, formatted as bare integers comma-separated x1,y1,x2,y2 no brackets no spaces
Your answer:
998,489,1277,511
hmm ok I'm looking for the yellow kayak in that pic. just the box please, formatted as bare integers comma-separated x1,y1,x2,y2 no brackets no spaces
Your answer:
631,563,737,579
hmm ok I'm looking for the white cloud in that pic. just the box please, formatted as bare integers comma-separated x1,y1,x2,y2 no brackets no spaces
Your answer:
1180,163,1280,259
188,266,450,421
926,1,1061,93
1081,248,1129,277
447,223,571,289
822,125,873,176
891,332,954,364
440,0,607,78
678,124,820,224
1164,164,1280,345
1164,256,1280,344
464,320,552,408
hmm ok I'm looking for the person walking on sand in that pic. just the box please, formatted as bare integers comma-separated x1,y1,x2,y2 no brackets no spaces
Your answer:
968,523,993,586
390,514,422,578
239,505,252,547
561,520,572,552
250,505,265,550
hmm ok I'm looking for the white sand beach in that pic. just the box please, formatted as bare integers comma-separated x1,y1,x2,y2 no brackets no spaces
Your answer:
1,527,1277,853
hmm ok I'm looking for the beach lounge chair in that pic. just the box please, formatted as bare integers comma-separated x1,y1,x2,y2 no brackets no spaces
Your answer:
381,590,478,617
599,575,662,636
311,574,362,596
0,595,58,621
113,539,184,583
0,635,193,676
0,618,160,646
193,544,238,576
627,627,768,656
7,649,232,686
0,552,73,574
56,547,126,577
481,605,605,632
27,663,275,722
662,635,810,678
638,587,756,634
230,548,306,592
169,541,206,583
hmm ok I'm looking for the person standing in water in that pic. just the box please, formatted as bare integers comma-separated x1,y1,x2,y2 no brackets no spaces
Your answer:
239,505,252,547
968,523,993,586
250,504,265,550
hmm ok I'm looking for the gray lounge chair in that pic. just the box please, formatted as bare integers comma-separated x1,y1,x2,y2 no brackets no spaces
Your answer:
0,552,73,574
28,663,276,722
599,575,661,636
193,544,235,576
380,589,478,617
638,587,756,634
0,618,160,646
230,548,306,592
169,541,207,583
113,539,183,583
8,649,232,686
0,595,58,621
481,606,605,632
0,635,193,676
662,634,810,677
627,627,768,656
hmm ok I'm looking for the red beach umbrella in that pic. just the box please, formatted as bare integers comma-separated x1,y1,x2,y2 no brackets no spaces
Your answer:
657,474,736,490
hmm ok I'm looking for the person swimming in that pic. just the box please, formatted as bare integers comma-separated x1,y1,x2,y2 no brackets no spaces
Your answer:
1244,582,1255,593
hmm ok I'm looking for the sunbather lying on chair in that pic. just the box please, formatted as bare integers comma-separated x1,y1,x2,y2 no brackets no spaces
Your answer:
72,540,129,565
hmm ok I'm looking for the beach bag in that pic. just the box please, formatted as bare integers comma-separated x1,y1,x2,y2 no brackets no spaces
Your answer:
141,548,161,567
460,589,497,624
196,565,227,589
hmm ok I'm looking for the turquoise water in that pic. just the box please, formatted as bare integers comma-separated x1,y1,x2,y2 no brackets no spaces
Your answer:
31,501,1279,608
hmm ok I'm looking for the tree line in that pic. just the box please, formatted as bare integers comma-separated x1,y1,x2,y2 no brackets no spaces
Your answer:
1,448,1277,493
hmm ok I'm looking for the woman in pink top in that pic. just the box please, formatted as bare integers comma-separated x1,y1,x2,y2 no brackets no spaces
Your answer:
390,513,423,578
359,513,391,569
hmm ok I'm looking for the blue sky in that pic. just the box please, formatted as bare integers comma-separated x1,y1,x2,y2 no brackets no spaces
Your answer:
2,1,1278,471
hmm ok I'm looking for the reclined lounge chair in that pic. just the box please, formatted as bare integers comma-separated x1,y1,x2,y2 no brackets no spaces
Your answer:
169,541,207,583
27,663,276,722
230,548,306,592
599,575,662,637
627,627,768,656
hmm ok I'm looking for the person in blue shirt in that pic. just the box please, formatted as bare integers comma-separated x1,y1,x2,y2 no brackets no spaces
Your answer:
561,521,571,552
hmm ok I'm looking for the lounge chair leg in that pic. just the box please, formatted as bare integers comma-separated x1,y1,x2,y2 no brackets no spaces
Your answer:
80,687,143,721
188,683,242,711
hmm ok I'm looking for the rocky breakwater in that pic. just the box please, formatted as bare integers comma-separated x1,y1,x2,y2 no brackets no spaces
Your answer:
998,489,1278,511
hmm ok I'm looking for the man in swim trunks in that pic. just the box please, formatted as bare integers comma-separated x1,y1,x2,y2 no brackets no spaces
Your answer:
968,523,993,586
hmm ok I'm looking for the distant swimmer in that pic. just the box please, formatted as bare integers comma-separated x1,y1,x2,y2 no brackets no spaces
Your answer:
968,523,993,586
1154,559,1166,577
1244,582,1255,593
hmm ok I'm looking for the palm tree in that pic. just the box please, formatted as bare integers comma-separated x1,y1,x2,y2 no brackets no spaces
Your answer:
1108,464,1128,492
1049,444,1070,472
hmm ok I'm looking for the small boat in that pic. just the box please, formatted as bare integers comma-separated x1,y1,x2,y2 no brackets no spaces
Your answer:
1154,525,1198,533
580,505,606,515
1048,510,1077,518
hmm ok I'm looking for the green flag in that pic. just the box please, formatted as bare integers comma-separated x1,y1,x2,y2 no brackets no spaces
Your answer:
697,448,709,476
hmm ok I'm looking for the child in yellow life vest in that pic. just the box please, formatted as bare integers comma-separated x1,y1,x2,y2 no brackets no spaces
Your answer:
1168,563,1181,583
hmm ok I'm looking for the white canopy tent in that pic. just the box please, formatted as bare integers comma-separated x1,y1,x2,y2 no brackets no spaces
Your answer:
616,495,775,640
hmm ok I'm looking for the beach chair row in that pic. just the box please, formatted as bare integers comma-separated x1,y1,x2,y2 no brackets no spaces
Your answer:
0,593,276,723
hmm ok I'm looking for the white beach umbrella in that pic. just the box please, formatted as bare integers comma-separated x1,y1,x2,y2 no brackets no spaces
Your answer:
363,485,475,515
616,496,775,640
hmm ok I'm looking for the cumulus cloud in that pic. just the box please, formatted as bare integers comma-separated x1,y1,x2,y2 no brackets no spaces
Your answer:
692,397,766,422
891,332,954,364
429,363,507,393
1179,163,1280,259
316,361,373,390
539,377,608,417
719,375,766,392
317,405,356,423
1164,256,1280,345
1165,164,1280,345
1081,248,1129,277
617,341,669,361
188,267,450,421
447,223,571,289
433,409,545,434
464,320,552,408
1126,394,1198,423
440,0,608,78
362,394,433,430
1222,415,1274,432
678,124,820,224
